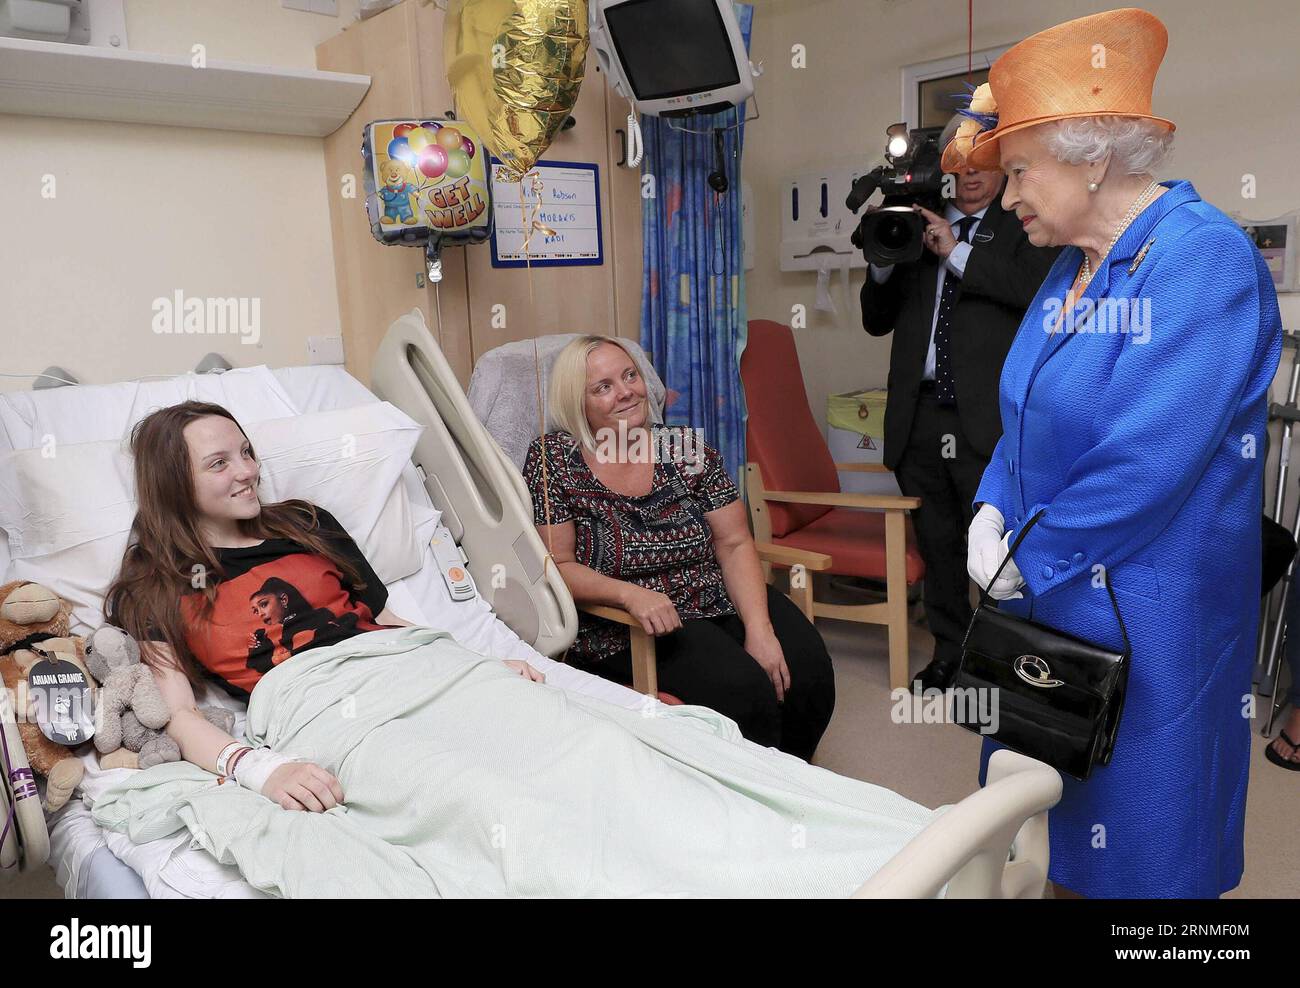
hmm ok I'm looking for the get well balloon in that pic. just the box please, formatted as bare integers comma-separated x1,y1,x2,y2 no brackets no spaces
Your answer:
444,0,589,181
362,118,494,283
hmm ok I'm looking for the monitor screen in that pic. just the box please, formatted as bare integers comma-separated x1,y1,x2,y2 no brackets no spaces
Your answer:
604,0,742,101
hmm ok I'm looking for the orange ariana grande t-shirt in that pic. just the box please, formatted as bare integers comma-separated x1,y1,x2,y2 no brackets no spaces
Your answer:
157,507,393,699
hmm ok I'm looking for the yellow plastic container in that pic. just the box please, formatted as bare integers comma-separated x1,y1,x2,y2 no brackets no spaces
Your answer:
826,389,898,495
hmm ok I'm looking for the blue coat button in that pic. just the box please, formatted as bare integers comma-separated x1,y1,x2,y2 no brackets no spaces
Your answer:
1041,565,1054,579
1008,459,1015,475
1055,559,1069,571
1073,552,1084,563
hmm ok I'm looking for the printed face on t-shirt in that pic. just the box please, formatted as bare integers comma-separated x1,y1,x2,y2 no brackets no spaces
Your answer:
183,551,385,695
250,591,288,626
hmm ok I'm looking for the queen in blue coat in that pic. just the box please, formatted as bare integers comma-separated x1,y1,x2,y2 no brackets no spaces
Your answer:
942,9,1283,897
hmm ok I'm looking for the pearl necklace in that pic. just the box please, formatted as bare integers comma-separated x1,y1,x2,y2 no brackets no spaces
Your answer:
1079,180,1160,288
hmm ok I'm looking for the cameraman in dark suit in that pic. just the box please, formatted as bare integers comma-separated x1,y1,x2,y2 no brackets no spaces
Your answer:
861,116,1061,691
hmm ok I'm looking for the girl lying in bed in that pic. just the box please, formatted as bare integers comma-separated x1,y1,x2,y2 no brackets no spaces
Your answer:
105,400,545,813
96,401,931,896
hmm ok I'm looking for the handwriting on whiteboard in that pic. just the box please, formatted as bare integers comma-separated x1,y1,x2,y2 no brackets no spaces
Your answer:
490,159,603,266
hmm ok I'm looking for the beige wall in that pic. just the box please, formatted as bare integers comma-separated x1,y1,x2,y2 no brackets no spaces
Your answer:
0,0,364,392
744,0,1300,511
5,1,1300,512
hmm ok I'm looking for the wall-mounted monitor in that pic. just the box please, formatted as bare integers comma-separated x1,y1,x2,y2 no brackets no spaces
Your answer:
590,0,754,118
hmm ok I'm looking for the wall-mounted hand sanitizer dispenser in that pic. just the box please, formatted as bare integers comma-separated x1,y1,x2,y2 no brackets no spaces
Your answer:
780,166,868,272
0,0,89,43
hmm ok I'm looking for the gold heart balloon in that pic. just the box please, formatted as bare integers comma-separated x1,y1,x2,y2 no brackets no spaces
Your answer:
444,0,589,182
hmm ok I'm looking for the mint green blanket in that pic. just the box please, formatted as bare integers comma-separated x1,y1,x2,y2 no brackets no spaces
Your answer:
92,628,933,897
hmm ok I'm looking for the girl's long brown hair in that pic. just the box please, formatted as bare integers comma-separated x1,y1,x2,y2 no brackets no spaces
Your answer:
104,401,369,687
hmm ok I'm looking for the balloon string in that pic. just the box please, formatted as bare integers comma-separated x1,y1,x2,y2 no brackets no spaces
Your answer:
519,172,556,573
433,280,443,344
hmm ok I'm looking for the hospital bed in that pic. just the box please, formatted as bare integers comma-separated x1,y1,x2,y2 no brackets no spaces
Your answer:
0,311,1062,898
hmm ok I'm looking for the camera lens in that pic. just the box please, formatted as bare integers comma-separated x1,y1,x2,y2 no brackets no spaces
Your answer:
877,216,911,252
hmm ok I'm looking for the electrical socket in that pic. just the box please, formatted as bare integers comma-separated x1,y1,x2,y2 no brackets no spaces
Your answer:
307,336,345,365
282,0,337,13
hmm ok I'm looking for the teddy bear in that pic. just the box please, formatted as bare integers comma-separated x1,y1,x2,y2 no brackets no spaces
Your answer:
0,580,96,811
85,625,235,769
378,158,419,225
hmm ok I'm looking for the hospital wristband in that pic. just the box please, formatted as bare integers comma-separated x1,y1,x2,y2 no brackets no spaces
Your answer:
215,741,248,776
231,748,304,796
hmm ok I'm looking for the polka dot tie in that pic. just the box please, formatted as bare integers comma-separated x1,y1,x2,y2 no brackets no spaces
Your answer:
934,215,976,408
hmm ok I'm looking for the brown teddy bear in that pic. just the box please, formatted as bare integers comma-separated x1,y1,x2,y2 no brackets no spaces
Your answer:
0,581,96,811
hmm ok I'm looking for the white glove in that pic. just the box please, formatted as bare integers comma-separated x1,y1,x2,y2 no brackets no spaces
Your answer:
232,748,304,795
967,503,1025,600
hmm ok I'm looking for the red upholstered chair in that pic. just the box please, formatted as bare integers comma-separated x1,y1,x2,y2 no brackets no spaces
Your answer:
741,320,925,688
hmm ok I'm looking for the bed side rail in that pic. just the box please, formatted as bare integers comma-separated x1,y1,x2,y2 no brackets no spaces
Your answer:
370,309,577,657
852,750,1062,899
0,682,49,877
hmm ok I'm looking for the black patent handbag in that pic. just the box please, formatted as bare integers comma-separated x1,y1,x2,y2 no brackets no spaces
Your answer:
952,510,1131,781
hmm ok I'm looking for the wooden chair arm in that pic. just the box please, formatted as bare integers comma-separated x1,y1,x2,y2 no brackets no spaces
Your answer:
755,542,832,571
833,461,892,474
577,603,658,695
579,603,638,626
764,489,921,511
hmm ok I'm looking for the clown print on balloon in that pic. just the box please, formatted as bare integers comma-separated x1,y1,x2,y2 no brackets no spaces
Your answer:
362,118,493,283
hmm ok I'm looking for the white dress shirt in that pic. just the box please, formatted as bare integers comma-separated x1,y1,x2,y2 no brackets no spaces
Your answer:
868,203,989,381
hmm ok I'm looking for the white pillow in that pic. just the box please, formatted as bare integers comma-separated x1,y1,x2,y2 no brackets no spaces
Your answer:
0,439,135,558
246,403,426,586
0,403,426,632
0,441,136,632
0,366,299,449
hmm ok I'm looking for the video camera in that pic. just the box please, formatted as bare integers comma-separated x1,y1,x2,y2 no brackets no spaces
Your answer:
846,124,947,266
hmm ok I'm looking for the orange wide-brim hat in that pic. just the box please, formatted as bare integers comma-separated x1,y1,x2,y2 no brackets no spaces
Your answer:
941,7,1176,173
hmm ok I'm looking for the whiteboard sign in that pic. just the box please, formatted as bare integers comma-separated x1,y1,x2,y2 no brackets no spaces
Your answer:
489,158,604,267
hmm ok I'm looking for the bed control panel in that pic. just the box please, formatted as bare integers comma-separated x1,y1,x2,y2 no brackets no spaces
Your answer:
431,523,477,602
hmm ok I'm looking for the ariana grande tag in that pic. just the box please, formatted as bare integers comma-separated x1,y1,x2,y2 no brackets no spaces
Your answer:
27,654,96,746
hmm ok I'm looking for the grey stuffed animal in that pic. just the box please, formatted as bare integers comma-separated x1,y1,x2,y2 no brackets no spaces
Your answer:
121,707,235,768
86,626,239,769
118,709,180,768
86,625,172,757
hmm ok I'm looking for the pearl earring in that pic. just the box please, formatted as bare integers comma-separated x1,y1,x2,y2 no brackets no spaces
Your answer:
1088,181,1099,192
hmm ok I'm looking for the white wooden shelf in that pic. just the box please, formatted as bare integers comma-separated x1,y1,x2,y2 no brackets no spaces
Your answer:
0,36,370,137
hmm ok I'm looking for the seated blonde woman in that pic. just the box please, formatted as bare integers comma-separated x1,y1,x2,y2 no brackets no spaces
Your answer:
523,335,834,760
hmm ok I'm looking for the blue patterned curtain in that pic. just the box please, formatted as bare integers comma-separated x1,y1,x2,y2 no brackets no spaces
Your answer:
639,3,753,483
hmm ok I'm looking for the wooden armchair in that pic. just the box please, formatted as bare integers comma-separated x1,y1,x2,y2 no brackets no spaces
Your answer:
745,462,920,688
741,321,926,689
578,542,830,696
